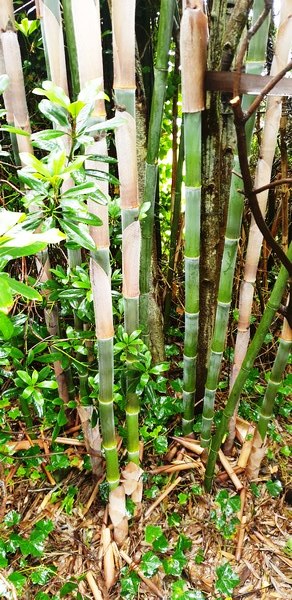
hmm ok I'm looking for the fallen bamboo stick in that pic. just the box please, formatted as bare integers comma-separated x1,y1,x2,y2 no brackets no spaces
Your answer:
216,466,245,482
86,570,103,600
218,450,244,490
144,476,182,519
120,550,164,599
172,436,204,455
150,462,197,474
83,475,105,516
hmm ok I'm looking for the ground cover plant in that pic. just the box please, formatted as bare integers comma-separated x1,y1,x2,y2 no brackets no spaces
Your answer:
0,0,291,598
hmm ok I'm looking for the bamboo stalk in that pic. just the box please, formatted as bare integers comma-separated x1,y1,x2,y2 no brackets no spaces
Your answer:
204,242,292,491
61,0,113,472
112,1,143,466
139,0,176,341
246,314,292,480
201,0,270,448
181,2,208,435
122,222,141,464
91,260,120,489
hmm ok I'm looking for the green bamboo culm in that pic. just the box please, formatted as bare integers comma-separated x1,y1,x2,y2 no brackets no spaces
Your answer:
246,315,291,479
181,2,208,434
139,0,176,341
112,1,142,464
60,0,80,99
257,319,291,441
122,221,141,464
91,260,120,489
204,242,292,491
201,0,270,447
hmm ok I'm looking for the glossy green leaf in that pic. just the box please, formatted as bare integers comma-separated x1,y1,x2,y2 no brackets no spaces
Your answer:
38,99,70,128
0,312,14,339
59,219,95,251
8,278,42,301
34,81,70,108
0,276,13,311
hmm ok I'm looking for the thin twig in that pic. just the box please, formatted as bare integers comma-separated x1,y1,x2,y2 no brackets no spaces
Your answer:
218,450,243,490
243,60,292,123
253,178,292,195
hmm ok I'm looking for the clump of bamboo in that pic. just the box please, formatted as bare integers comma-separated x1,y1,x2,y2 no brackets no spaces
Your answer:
180,1,208,435
204,243,292,491
246,313,291,480
201,0,270,448
227,0,292,449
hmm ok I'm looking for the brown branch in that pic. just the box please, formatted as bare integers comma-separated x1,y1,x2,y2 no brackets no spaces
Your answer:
243,60,292,122
253,178,292,195
230,96,292,280
233,0,272,98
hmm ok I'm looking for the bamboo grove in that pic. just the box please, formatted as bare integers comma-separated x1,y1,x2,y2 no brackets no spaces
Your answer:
0,0,291,551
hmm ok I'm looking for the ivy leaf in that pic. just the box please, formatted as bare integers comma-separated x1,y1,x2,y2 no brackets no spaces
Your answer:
141,550,162,577
168,513,182,527
8,571,27,592
215,563,240,596
153,435,168,454
171,580,206,599
176,534,192,552
163,549,187,577
0,540,8,568
60,581,78,596
153,534,169,553
30,566,54,585
266,479,282,498
120,568,140,599
145,524,163,544
3,510,21,527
